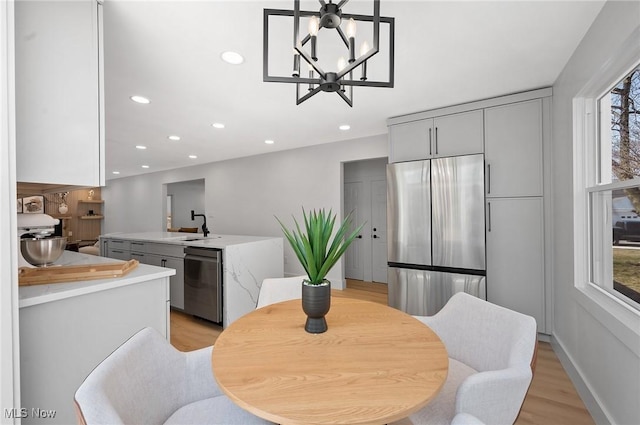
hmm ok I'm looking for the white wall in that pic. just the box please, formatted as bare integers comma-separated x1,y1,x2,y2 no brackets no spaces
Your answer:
104,134,388,285
551,2,640,424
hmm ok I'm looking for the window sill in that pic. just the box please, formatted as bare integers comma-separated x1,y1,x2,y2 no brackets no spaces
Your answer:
574,283,640,356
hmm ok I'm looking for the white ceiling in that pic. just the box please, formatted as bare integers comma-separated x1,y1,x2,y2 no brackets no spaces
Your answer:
103,0,605,180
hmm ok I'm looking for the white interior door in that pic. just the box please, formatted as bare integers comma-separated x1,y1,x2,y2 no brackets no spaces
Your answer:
344,181,364,280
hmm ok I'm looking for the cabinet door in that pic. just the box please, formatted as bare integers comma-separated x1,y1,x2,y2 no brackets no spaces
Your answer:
15,0,104,186
131,249,183,309
485,99,543,197
389,119,432,163
433,110,484,157
486,197,545,332
164,257,185,310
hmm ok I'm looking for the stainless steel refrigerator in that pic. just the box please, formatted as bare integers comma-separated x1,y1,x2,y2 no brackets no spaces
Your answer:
387,154,486,316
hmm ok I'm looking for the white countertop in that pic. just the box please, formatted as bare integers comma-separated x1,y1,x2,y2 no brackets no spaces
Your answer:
101,231,279,249
19,251,174,308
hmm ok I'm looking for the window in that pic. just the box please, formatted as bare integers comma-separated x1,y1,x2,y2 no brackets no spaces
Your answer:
589,63,640,309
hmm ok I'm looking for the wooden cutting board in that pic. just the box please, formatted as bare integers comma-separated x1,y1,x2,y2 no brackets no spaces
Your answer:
18,259,139,286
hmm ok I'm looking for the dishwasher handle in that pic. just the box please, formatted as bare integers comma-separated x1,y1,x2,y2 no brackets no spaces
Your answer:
184,246,221,259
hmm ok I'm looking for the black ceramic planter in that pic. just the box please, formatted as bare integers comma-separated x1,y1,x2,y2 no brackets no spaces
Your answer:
301,280,331,333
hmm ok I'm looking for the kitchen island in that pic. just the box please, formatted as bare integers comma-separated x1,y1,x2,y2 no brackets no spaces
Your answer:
100,232,284,327
19,250,173,424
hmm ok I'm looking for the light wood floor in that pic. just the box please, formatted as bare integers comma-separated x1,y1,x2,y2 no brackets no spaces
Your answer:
170,280,594,425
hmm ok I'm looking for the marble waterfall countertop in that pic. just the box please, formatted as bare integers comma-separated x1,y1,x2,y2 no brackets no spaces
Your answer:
100,231,277,249
101,232,284,327
19,251,173,308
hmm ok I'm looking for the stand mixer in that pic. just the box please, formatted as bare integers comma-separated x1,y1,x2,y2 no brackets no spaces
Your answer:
17,213,61,267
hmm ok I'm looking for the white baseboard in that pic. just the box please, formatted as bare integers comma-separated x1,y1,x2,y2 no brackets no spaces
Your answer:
550,335,611,425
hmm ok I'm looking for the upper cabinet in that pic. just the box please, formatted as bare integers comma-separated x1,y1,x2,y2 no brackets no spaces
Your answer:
432,110,484,158
15,0,105,187
484,99,543,198
388,120,431,162
389,110,483,163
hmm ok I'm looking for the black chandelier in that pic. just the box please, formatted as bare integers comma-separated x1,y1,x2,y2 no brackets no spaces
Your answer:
263,0,394,107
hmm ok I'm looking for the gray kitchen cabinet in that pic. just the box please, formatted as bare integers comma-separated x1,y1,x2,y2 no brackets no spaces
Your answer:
387,88,551,335
486,197,545,332
432,110,484,157
101,238,131,260
389,110,483,163
124,241,185,310
163,256,185,310
15,0,105,186
484,99,543,198
389,119,431,162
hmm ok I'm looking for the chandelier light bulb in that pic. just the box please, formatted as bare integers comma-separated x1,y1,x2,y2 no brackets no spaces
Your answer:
347,18,357,62
308,16,319,36
337,57,347,71
360,41,370,57
309,16,319,61
346,18,356,39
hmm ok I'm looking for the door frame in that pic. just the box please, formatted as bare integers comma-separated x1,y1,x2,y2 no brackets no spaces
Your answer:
342,157,388,283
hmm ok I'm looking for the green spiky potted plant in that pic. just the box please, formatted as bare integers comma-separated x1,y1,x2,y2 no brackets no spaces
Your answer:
276,208,364,333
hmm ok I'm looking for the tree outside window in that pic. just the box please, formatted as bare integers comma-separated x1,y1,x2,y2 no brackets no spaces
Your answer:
595,64,640,306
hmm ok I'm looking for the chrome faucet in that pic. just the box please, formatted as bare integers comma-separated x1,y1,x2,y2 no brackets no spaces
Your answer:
190,210,209,237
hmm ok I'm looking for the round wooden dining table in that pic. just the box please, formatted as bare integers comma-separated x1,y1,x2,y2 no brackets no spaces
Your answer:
211,296,448,425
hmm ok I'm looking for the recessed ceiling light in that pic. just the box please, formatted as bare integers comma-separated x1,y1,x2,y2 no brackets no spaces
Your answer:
221,51,244,65
265,139,275,145
130,95,150,104
112,171,120,175
168,135,181,141
136,145,147,150
141,165,150,169
188,155,198,159
339,124,351,130
211,123,225,129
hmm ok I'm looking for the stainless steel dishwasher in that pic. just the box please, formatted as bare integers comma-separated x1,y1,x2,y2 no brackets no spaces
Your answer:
184,246,222,323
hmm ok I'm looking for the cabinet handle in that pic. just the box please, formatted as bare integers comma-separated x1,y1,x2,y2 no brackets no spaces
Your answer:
131,253,144,257
161,259,166,267
112,250,124,254
435,127,438,154
487,163,491,194
429,128,432,155
487,202,492,232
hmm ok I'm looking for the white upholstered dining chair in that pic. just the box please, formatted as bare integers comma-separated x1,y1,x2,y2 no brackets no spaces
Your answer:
256,275,306,308
403,292,537,425
74,327,273,425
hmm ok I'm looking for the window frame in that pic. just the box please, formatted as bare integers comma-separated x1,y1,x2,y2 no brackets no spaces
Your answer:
573,27,640,338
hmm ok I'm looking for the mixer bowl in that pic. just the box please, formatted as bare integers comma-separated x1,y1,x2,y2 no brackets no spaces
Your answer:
20,237,67,266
